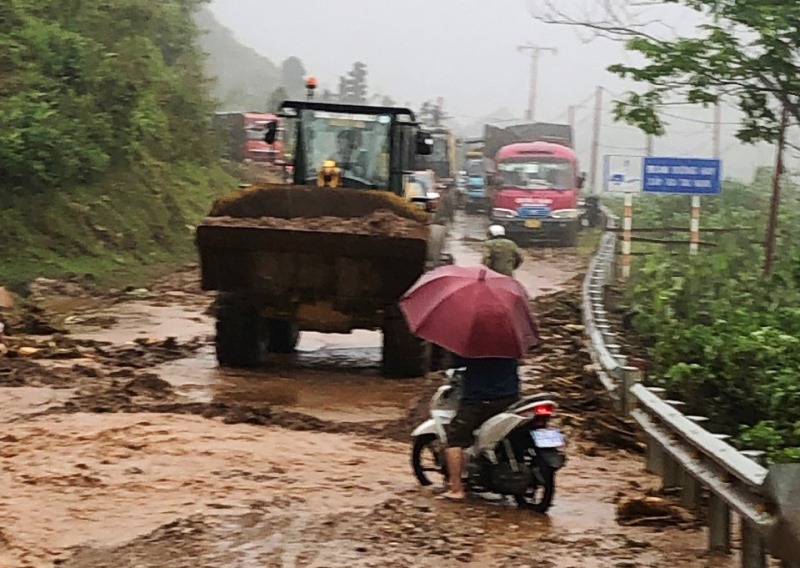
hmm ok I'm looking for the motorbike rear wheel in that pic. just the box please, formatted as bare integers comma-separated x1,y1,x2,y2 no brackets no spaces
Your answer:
411,434,447,486
513,465,555,513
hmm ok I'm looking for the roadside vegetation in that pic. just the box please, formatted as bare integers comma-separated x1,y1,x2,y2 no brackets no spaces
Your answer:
0,0,234,289
608,170,800,462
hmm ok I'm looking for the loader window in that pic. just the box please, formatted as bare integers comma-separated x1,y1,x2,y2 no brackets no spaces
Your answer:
299,110,391,188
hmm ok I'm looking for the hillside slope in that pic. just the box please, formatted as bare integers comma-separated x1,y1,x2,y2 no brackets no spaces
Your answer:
195,8,279,111
0,1,235,290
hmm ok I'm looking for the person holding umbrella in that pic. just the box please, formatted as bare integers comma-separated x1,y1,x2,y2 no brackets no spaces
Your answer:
441,354,521,500
399,264,540,502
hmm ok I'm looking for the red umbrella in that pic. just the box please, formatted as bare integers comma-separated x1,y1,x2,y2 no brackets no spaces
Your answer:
398,265,539,359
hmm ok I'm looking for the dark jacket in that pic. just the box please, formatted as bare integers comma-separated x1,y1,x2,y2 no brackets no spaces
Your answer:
453,355,520,404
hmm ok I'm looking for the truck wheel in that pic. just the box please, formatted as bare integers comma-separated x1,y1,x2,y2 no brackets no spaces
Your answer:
382,306,429,378
267,319,300,353
214,293,268,368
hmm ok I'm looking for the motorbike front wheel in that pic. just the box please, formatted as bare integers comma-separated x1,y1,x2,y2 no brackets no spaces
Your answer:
514,465,555,513
411,434,447,486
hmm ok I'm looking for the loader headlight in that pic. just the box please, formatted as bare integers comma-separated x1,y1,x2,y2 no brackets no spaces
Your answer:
550,209,580,219
491,208,518,219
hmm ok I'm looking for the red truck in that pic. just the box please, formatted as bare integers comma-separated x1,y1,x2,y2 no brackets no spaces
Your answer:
482,122,585,247
213,111,285,165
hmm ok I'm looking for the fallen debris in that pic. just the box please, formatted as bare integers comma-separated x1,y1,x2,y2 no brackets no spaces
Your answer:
527,278,644,453
616,495,692,527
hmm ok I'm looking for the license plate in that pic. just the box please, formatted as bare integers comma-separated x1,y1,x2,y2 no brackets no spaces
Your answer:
524,219,542,229
532,428,565,448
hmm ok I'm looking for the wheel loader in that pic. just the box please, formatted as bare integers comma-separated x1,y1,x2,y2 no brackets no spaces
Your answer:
196,97,449,378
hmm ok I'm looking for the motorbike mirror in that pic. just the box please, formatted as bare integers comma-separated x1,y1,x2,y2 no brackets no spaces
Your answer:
264,121,278,144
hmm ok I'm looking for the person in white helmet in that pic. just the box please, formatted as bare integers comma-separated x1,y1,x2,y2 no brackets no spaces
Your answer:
483,224,523,276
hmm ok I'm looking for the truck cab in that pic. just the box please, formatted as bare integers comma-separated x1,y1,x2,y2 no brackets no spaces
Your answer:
463,152,488,214
482,122,585,247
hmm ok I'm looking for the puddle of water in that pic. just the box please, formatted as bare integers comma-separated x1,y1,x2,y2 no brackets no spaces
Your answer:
69,304,211,344
156,347,415,423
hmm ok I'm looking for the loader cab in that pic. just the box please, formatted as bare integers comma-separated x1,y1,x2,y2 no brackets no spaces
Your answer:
266,100,432,196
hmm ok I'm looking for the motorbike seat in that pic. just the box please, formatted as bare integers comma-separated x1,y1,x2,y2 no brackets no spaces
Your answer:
506,393,557,412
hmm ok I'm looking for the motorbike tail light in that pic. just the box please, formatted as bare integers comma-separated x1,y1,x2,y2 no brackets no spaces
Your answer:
533,404,553,416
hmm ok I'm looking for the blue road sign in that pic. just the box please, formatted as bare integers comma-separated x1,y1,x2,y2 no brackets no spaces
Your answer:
642,157,722,195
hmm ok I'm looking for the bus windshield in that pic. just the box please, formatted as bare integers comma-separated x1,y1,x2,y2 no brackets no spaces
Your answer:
497,157,574,190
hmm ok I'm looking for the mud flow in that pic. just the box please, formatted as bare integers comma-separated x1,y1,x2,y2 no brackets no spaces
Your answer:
0,212,741,567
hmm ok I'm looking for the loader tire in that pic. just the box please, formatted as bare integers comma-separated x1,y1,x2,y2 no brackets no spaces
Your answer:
214,293,267,368
382,306,428,378
267,318,300,353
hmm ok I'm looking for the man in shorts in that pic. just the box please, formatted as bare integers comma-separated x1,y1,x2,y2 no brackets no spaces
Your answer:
441,356,521,500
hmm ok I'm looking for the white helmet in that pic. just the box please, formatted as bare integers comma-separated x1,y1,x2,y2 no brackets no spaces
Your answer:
488,225,505,238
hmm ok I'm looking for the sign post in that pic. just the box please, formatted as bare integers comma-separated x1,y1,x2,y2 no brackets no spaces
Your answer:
642,157,722,254
603,155,643,280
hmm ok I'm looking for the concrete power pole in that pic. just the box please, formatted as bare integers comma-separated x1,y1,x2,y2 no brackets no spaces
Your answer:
712,0,722,158
589,86,603,194
517,43,557,121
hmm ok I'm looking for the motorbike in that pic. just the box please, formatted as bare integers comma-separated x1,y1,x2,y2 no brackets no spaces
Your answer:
411,368,567,513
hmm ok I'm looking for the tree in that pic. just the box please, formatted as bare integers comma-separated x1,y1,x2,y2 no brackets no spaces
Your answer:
266,86,289,112
348,62,368,103
380,95,395,107
337,76,349,101
279,56,306,99
418,99,450,126
529,0,800,145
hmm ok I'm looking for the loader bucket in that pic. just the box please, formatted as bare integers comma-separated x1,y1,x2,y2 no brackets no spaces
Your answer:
208,183,429,224
196,184,431,332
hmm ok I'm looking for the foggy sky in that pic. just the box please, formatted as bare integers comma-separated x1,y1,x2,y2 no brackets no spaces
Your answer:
208,1,781,182
208,0,642,122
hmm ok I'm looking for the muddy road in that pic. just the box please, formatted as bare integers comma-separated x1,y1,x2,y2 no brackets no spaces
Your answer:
1,213,735,567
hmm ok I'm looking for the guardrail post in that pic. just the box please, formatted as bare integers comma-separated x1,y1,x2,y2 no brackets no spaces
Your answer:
659,400,686,490
681,416,708,512
620,366,642,415
644,387,667,475
741,521,767,568
708,493,731,554
680,472,700,510
740,450,767,467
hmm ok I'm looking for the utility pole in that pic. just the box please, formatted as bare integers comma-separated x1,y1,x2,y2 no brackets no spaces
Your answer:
589,86,603,194
764,104,788,275
712,0,722,158
567,105,576,132
646,134,654,156
517,43,557,122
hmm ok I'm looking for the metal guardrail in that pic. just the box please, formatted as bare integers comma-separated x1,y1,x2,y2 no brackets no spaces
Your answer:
582,205,800,568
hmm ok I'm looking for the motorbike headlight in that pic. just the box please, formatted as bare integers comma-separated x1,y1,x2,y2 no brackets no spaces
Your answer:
550,209,580,219
492,208,518,219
